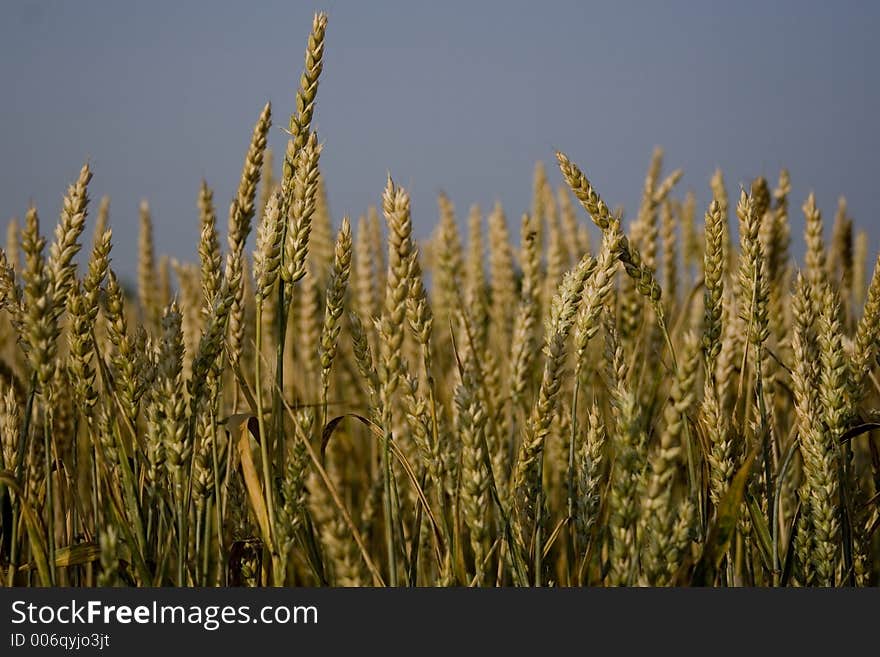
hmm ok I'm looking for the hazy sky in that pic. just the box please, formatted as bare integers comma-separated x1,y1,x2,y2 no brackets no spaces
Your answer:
1,1,878,282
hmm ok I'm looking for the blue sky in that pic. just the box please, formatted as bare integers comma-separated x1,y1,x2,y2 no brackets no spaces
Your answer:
1,1,878,281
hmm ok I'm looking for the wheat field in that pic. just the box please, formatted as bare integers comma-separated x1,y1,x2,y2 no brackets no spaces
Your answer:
0,12,878,587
